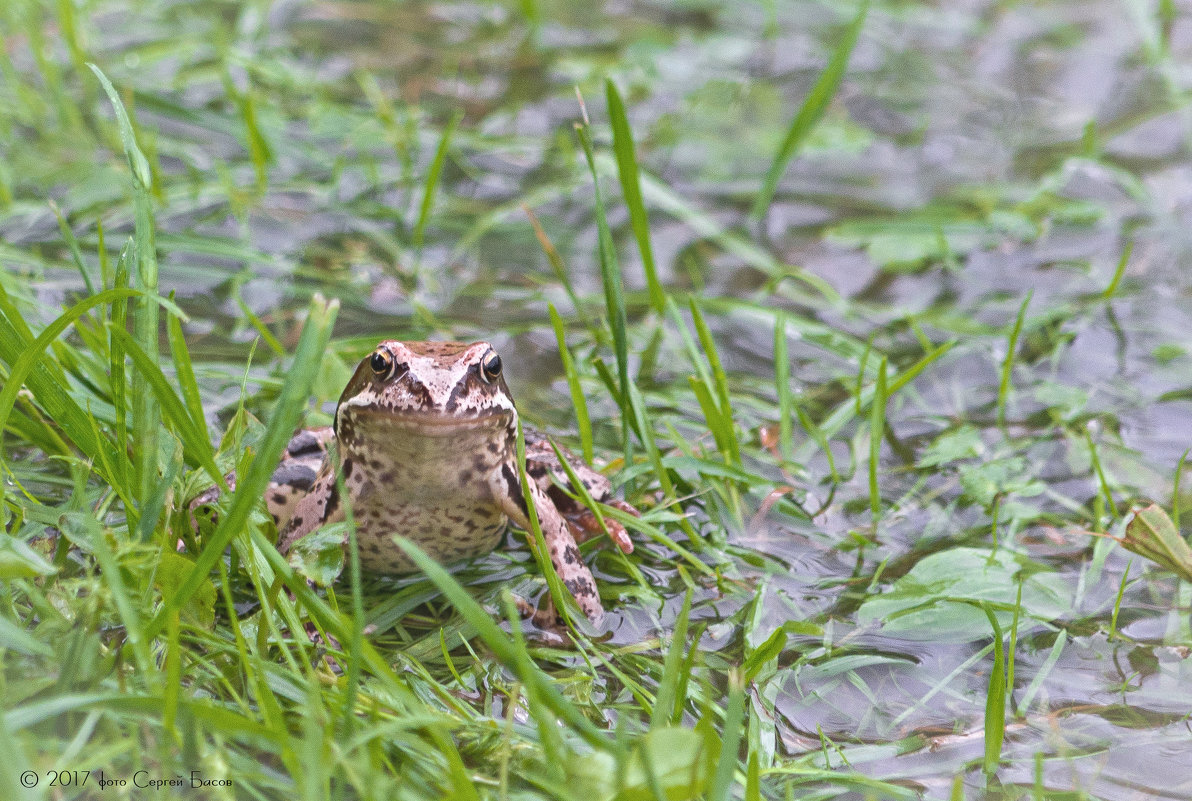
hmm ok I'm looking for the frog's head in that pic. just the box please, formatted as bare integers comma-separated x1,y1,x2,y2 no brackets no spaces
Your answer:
335,340,516,439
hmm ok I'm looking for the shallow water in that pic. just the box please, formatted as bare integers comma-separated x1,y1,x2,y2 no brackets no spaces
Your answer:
315,3,1192,794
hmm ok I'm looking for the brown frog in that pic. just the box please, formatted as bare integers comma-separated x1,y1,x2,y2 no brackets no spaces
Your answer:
265,340,636,623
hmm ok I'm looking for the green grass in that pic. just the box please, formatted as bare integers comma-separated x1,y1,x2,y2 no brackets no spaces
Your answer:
3,0,1192,799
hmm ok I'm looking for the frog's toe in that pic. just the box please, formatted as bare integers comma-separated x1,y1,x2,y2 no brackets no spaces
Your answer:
562,509,602,541
561,508,635,554
513,596,574,646
605,518,634,554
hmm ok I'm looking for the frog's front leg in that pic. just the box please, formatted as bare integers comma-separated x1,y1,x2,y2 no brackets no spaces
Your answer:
493,471,605,624
277,464,345,556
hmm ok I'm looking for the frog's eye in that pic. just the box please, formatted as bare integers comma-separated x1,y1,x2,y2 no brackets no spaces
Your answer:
369,349,394,378
480,350,502,383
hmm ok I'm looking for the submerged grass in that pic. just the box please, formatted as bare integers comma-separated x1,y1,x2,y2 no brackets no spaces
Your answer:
3,0,1192,799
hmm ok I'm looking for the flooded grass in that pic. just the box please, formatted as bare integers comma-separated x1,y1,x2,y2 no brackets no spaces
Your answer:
3,0,1192,798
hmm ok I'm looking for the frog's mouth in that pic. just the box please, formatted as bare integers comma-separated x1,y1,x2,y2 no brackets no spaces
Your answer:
340,405,514,435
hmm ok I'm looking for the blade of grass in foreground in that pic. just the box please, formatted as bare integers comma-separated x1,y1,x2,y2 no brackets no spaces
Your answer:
1085,430,1120,521
111,243,132,493
981,605,1007,776
0,288,141,448
607,79,665,314
0,707,31,801
146,294,339,638
575,110,632,465
0,288,176,503
651,590,693,727
666,298,737,467
393,537,612,752
90,63,162,509
625,378,675,498
167,308,207,440
109,327,222,486
549,304,594,463
59,511,154,675
750,0,868,220
49,200,96,294
500,594,566,782
515,419,576,627
689,299,739,464
708,668,745,801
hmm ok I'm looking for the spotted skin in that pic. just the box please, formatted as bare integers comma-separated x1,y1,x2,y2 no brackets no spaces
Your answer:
269,340,637,623
187,426,333,531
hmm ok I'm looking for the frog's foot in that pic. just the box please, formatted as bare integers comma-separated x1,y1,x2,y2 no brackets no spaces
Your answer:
545,529,605,624
512,595,572,647
561,499,637,554
185,427,333,534
267,427,333,530
187,475,236,533
495,475,606,624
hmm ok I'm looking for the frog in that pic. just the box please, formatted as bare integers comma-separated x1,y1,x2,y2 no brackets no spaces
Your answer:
262,339,637,624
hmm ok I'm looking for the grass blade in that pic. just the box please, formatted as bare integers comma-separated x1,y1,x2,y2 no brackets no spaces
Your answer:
997,292,1031,428
774,313,793,461
1085,429,1120,521
393,537,612,752
167,307,207,441
49,201,96,294
111,242,132,492
794,340,953,463
708,668,745,801
90,63,162,507
146,295,339,638
689,298,739,464
625,378,675,497
1101,238,1133,299
549,304,593,463
414,110,461,251
869,356,887,526
607,78,665,314
0,697,32,801
0,288,137,453
109,326,222,485
87,64,152,189
1018,630,1067,713
514,419,575,625
750,0,868,220
651,590,693,727
0,288,167,498
980,605,1006,776
59,512,154,675
528,205,589,327
575,112,632,464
